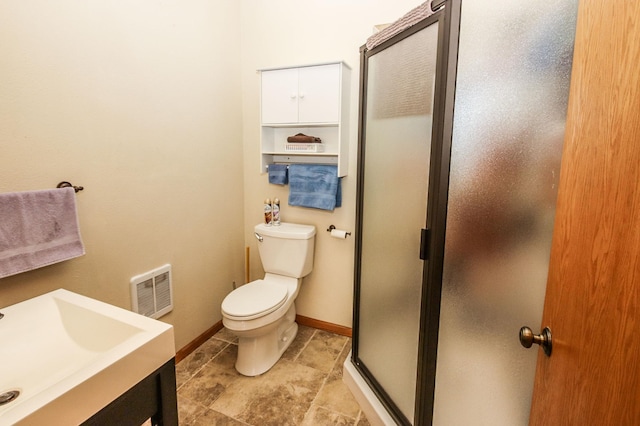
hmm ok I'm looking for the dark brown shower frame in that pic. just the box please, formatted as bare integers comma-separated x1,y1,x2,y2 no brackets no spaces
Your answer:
352,0,462,424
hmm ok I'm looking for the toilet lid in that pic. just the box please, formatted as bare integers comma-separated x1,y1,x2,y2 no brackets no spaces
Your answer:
221,280,288,319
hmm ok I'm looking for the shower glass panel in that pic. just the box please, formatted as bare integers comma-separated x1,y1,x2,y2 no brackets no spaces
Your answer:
432,1,578,425
357,21,440,423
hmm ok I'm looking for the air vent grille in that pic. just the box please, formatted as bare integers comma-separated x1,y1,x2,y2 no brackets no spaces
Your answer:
136,278,155,317
131,264,173,319
154,272,172,311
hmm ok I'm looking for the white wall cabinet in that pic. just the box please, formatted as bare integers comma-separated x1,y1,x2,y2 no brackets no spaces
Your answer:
259,61,350,177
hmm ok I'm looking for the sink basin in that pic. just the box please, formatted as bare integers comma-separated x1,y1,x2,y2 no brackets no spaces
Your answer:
0,289,175,425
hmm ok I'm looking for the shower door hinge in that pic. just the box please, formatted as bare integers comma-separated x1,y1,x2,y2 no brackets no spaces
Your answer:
420,228,430,260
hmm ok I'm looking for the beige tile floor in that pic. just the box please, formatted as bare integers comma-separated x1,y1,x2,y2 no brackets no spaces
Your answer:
174,326,370,425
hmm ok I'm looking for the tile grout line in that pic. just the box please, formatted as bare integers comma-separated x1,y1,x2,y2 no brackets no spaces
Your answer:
176,339,231,392
179,338,242,426
302,341,332,423
305,337,360,423
292,328,317,362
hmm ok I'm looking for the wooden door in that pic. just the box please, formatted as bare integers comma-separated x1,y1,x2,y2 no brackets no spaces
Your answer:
529,1,640,424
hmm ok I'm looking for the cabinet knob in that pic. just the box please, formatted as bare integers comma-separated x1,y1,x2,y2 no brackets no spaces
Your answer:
299,93,306,99
290,93,297,99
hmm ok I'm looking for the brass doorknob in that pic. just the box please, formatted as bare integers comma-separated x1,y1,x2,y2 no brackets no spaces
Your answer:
519,326,552,356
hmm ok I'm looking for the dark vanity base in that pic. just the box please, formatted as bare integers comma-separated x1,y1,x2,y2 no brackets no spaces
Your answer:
82,358,178,426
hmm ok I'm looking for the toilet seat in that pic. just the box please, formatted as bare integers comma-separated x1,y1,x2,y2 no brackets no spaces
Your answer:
221,280,288,321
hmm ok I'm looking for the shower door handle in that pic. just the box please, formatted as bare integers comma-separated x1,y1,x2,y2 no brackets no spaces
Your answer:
420,228,430,260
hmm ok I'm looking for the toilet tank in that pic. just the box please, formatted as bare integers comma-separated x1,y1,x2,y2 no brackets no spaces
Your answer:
255,223,316,278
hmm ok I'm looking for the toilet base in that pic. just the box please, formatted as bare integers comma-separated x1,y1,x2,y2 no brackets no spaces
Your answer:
234,304,298,376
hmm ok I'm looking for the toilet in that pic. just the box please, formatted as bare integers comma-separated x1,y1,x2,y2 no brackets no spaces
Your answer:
221,222,316,376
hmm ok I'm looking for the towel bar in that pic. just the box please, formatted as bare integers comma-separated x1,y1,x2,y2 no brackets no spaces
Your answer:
57,181,84,193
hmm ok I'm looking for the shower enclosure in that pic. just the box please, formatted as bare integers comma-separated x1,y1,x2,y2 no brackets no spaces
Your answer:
346,0,578,425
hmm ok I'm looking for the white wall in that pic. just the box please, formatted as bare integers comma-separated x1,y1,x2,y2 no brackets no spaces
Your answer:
0,0,425,351
240,0,425,327
0,0,245,350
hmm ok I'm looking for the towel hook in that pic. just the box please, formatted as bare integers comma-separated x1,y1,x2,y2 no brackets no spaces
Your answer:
57,181,84,193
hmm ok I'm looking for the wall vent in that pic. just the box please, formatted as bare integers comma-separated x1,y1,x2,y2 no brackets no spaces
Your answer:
130,264,173,319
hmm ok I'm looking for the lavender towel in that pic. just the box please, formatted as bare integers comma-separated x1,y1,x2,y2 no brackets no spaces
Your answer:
0,187,85,279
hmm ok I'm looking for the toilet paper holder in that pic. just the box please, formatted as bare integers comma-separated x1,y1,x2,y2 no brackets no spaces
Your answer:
326,225,351,237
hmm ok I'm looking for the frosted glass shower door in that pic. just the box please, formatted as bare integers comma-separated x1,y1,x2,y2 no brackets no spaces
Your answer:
432,1,578,425
355,20,441,425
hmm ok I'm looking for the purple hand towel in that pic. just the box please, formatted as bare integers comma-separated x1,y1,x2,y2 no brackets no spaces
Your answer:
0,187,85,279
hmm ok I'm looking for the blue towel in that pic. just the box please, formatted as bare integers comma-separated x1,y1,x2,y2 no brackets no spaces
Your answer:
288,164,341,211
268,164,288,185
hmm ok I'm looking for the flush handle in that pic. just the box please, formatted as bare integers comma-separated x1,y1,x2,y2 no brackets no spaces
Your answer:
519,326,552,357
254,232,263,242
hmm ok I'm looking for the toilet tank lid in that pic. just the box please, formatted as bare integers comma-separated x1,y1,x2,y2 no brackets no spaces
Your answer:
254,222,316,239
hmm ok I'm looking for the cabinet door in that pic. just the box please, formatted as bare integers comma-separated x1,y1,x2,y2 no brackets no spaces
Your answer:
261,67,299,124
298,64,340,123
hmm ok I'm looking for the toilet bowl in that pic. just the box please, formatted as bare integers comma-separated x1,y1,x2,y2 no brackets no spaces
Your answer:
221,223,316,376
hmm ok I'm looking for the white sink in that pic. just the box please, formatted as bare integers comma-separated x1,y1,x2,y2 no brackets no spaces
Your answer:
0,289,175,425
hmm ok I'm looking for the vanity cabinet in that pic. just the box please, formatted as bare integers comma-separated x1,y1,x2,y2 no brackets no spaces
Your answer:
259,61,350,177
82,359,177,426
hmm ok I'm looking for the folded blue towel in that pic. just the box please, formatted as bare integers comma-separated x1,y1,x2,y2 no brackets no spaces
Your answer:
288,164,341,211
268,164,288,185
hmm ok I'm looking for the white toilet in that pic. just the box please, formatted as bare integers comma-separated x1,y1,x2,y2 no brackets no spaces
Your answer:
221,222,316,376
